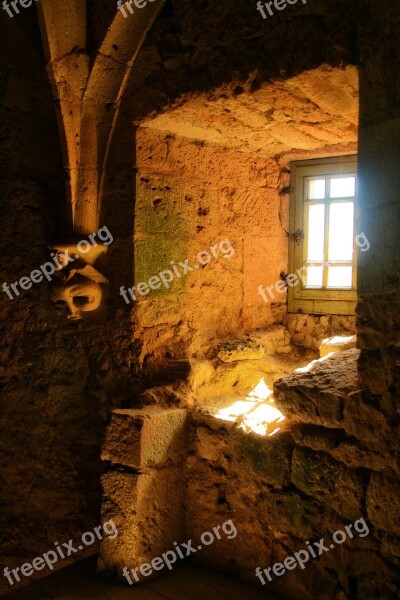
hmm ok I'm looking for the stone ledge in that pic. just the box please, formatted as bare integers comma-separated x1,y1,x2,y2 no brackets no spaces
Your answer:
273,348,360,428
101,407,187,469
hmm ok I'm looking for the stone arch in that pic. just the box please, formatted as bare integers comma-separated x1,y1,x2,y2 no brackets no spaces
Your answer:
37,0,166,235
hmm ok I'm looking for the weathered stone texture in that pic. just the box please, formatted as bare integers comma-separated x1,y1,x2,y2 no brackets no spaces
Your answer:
250,325,292,355
286,314,356,350
101,408,187,468
217,340,264,363
181,409,399,599
367,474,400,536
2,1,400,599
100,467,186,582
320,334,357,357
291,448,363,520
0,9,144,584
274,349,360,428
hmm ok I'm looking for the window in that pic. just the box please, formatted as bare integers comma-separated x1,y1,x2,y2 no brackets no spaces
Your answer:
288,156,358,315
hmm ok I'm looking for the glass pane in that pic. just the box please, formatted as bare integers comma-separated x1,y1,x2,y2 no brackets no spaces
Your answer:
327,266,353,288
307,204,325,261
328,203,354,260
330,177,355,198
308,179,325,200
305,266,323,288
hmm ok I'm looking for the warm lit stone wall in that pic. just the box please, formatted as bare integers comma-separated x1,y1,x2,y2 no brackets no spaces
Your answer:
286,315,356,350
133,127,288,364
100,350,399,599
1,0,399,593
133,124,358,369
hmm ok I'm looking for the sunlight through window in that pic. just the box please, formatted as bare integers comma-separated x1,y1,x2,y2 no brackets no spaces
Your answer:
214,378,285,437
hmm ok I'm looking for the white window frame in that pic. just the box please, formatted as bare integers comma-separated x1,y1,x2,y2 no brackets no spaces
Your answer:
288,155,358,315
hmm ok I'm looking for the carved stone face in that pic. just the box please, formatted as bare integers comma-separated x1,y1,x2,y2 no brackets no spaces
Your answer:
53,272,106,320
50,244,109,321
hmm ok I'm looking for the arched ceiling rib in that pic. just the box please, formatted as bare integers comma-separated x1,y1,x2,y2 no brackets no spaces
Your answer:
37,0,165,234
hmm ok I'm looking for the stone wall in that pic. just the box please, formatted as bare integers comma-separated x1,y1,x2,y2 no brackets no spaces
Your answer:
286,315,356,350
133,124,358,374
133,127,288,365
100,350,400,599
1,0,399,593
0,10,140,588
356,0,400,416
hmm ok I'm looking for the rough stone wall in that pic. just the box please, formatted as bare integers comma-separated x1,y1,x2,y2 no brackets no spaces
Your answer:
0,11,140,587
133,127,288,368
100,408,187,579
125,0,361,373
286,315,356,350
186,350,400,600
124,0,362,123
103,1,399,598
356,1,400,417
100,350,399,599
2,0,399,594
133,126,358,372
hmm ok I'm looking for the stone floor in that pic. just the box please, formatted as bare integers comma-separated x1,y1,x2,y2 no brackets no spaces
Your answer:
2,557,279,600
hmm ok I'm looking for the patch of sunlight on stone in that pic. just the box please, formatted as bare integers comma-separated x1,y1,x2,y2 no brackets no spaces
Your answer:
247,378,272,401
216,400,256,422
214,378,285,437
238,403,285,436
294,353,333,373
322,335,354,345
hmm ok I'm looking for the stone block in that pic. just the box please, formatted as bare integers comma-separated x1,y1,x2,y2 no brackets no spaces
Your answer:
367,473,400,536
100,467,186,582
133,237,189,295
217,340,264,363
291,447,363,520
274,349,360,428
231,430,293,488
291,424,347,452
343,391,390,446
243,235,288,311
101,408,187,468
255,491,312,539
320,334,357,357
135,178,193,235
195,426,227,461
331,441,390,472
250,325,291,355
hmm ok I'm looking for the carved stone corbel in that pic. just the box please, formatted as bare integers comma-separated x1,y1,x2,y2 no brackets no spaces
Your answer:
49,242,109,321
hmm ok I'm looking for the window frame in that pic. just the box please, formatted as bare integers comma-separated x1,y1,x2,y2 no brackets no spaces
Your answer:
288,155,358,316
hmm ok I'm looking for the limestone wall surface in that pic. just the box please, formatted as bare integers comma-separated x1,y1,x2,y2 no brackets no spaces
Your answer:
100,350,400,600
0,10,141,583
133,128,288,362
1,0,399,593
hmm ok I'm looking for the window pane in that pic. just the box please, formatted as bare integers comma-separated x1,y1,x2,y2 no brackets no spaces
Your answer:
328,203,354,260
330,177,355,198
305,266,323,288
327,266,353,288
307,204,325,261
308,179,325,200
